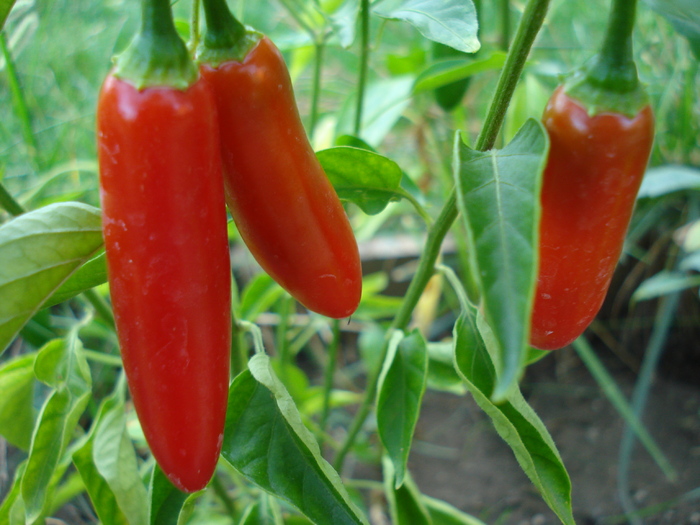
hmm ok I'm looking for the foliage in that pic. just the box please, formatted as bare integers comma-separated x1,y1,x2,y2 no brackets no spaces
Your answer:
1,0,699,523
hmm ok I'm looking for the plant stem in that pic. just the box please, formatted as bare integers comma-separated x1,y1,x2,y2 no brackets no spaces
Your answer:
83,348,123,367
82,289,115,329
353,0,370,136
211,474,237,517
1,31,41,173
333,0,551,474
309,37,325,133
320,320,340,430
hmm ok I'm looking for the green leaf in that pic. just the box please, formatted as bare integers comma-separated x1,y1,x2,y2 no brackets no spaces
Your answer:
148,467,197,525
0,202,104,355
239,273,286,321
43,251,107,309
422,495,487,525
0,461,26,525
317,146,404,215
377,330,428,487
642,0,700,59
454,119,548,399
21,332,92,523
453,308,575,525
382,458,432,525
0,352,36,449
637,165,700,198
632,270,700,302
413,52,506,94
426,342,466,395
328,0,360,48
239,494,284,525
373,0,480,54
221,354,368,525
0,0,17,30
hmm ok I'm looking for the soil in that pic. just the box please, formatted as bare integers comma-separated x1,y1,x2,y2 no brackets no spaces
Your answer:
403,347,700,524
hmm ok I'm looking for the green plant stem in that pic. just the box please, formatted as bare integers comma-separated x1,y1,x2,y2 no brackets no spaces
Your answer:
618,291,681,523
310,38,325,133
1,31,41,172
0,179,24,216
276,296,293,384
354,0,370,136
211,473,237,517
320,320,340,430
333,0,551,474
82,289,115,329
189,0,201,52
82,348,123,368
500,0,511,50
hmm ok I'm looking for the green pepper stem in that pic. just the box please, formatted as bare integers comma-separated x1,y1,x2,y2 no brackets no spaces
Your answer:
197,0,260,66
333,0,551,474
114,0,196,89
587,0,639,93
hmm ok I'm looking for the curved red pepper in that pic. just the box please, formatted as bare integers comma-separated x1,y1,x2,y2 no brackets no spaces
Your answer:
200,37,362,319
530,86,654,350
97,74,231,492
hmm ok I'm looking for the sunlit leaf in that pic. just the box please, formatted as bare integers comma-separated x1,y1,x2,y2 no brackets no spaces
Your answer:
0,202,104,355
413,52,506,93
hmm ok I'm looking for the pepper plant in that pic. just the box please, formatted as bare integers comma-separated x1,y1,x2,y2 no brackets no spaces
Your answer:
0,0,698,523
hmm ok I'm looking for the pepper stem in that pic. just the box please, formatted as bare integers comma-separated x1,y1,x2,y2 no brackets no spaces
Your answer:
196,0,261,66
565,0,648,116
114,0,196,90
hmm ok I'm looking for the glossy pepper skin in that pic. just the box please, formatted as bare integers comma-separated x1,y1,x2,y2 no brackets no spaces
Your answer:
530,86,654,350
200,37,362,319
97,74,231,492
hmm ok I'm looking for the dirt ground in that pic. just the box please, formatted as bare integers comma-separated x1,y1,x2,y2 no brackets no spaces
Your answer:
404,346,700,524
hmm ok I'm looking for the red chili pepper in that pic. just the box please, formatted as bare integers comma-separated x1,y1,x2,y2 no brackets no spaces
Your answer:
198,23,362,318
529,0,654,350
530,87,654,350
97,0,231,492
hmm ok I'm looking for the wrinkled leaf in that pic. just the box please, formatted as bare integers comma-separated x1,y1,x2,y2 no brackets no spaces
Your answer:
454,119,548,399
377,330,428,487
373,0,479,54
413,52,506,94
0,352,36,449
318,146,404,215
221,354,368,525
0,202,104,355
453,305,574,525
328,0,360,48
21,333,92,523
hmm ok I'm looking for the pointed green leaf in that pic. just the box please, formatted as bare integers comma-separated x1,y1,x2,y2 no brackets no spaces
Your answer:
382,458,431,525
0,0,16,30
317,146,404,215
0,461,26,525
148,466,198,525
21,333,92,523
422,495,487,525
453,309,574,525
43,251,107,309
413,52,506,94
221,354,368,525
0,202,104,355
0,352,36,449
377,330,428,487
373,0,479,54
454,119,548,399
